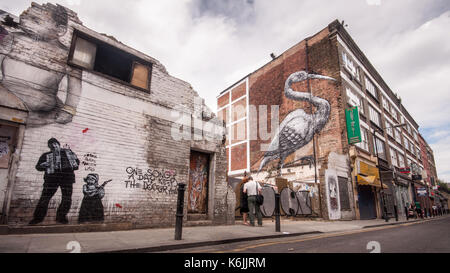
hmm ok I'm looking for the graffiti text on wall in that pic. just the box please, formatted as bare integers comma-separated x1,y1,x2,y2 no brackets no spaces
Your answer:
125,167,178,195
82,153,97,172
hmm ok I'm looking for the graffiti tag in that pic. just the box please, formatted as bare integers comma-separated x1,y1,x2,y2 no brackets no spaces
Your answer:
82,153,97,172
125,167,178,195
0,142,9,158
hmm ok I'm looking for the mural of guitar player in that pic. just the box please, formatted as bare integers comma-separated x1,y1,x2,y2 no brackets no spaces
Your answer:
0,4,82,127
29,137,79,225
78,173,111,223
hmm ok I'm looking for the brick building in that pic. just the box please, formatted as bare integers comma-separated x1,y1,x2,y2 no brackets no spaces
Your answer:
0,3,233,231
217,20,439,220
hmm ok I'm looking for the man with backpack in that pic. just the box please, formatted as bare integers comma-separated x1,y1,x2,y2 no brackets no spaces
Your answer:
243,176,263,227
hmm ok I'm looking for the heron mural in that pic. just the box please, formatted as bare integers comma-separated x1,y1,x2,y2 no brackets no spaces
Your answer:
258,71,336,172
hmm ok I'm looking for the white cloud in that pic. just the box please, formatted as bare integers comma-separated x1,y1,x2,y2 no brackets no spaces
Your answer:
2,0,450,180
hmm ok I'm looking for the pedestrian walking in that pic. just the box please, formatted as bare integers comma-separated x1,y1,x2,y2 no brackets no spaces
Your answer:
239,177,250,226
243,176,262,227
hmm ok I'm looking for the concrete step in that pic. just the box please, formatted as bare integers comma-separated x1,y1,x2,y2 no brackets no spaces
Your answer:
0,225,8,235
6,222,134,234
185,220,213,227
187,213,208,221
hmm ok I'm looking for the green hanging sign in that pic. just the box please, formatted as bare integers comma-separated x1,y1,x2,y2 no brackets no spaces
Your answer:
345,106,361,144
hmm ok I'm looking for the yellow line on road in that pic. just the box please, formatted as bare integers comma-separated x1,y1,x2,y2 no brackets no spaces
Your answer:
217,219,433,253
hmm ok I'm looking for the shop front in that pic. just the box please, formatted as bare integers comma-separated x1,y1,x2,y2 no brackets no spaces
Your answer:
379,164,396,219
414,182,431,216
355,160,386,220
394,175,412,217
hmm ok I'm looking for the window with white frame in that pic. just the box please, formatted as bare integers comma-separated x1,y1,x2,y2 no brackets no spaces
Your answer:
382,97,389,111
356,127,369,151
385,120,393,137
404,136,409,151
373,137,386,160
395,128,402,143
391,105,398,120
342,51,360,79
346,87,364,114
413,131,418,142
390,147,398,167
407,158,412,168
398,154,405,167
369,105,381,127
417,147,422,160
365,77,377,98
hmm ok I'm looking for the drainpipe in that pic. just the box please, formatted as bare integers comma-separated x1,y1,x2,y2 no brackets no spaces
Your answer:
305,38,322,218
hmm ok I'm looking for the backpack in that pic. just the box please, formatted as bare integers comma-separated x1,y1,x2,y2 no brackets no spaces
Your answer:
255,182,264,205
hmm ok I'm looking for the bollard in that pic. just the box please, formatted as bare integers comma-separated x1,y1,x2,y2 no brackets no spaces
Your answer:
275,193,280,232
381,195,389,222
174,183,186,240
394,205,398,222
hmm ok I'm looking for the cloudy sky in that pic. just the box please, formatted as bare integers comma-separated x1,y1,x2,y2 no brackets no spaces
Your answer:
2,0,450,182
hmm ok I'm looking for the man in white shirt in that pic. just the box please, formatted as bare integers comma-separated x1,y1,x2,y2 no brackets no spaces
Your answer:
243,176,263,226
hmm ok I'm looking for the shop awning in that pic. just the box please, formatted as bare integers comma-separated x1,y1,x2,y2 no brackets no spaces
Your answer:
357,175,388,189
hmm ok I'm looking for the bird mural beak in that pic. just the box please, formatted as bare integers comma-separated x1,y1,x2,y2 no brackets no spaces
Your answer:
307,73,336,81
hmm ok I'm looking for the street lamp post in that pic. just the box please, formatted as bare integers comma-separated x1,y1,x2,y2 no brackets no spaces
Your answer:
372,123,406,223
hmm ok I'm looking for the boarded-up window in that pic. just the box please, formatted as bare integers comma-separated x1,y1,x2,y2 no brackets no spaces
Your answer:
131,62,150,89
338,177,351,210
69,31,152,92
71,37,97,69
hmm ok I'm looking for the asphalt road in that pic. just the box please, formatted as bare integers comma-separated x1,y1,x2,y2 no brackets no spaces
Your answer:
161,216,450,253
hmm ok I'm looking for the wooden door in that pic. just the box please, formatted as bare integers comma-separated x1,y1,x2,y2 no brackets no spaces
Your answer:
188,151,209,214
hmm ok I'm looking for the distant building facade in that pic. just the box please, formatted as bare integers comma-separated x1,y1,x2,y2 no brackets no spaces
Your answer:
217,20,439,220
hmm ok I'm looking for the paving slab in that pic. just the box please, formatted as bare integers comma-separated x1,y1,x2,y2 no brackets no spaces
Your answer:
0,215,446,253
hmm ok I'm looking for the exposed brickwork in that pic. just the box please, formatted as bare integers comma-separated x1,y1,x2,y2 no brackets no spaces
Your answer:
231,82,246,102
230,143,247,171
231,97,247,122
217,91,229,109
1,3,232,229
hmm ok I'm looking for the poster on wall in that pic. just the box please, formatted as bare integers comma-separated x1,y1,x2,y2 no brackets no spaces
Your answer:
0,125,17,169
325,169,341,220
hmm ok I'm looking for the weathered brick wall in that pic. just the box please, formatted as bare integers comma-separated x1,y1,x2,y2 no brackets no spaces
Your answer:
243,27,352,219
308,29,352,220
3,3,231,228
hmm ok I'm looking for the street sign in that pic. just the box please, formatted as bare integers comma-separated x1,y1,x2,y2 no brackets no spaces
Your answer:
412,174,422,181
399,167,410,174
417,187,427,197
345,107,361,144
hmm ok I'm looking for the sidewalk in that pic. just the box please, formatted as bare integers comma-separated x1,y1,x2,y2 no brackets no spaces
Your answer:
0,215,447,253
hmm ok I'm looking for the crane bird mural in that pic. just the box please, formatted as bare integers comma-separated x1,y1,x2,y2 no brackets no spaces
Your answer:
258,71,336,173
